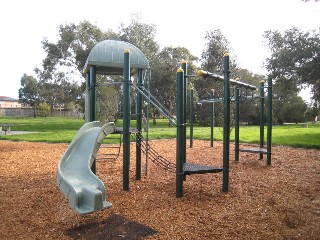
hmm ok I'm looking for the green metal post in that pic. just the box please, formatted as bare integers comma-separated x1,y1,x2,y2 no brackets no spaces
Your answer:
89,65,97,122
234,85,240,161
267,78,272,166
259,80,265,160
123,49,131,191
89,66,96,174
85,73,90,123
189,88,194,148
222,53,230,192
181,60,187,167
176,68,184,198
136,69,143,180
210,89,215,147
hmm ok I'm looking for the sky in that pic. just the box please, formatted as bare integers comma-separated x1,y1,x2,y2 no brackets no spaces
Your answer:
0,0,319,101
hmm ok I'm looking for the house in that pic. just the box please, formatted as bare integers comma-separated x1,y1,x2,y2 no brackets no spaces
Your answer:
0,96,22,108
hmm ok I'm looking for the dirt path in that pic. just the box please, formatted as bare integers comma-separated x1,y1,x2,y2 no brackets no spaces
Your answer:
0,140,319,239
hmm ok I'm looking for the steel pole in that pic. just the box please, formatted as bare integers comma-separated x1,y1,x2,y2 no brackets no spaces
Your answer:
176,68,184,198
259,80,265,160
267,78,272,165
222,53,230,192
235,86,240,162
89,65,96,122
181,61,187,167
89,66,96,174
136,69,143,180
189,88,194,148
210,89,215,147
123,49,131,191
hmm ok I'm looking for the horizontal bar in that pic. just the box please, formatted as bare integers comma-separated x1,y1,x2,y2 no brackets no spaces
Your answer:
197,70,257,90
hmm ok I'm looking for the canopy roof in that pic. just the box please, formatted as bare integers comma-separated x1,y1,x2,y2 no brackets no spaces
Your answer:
83,40,149,75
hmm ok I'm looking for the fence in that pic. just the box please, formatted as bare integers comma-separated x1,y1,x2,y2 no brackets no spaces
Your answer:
0,108,84,118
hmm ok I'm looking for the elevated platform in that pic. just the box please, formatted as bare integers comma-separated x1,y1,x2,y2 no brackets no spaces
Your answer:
183,163,223,175
113,127,139,134
239,148,267,154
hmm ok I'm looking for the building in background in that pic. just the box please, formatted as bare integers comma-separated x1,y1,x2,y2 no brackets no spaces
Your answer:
0,96,22,108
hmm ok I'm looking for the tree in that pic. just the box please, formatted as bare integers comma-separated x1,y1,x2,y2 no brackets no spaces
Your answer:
19,74,39,117
201,29,237,73
35,21,116,110
151,47,198,118
38,102,50,117
118,14,160,63
263,28,320,106
234,69,264,125
272,78,307,124
194,29,236,126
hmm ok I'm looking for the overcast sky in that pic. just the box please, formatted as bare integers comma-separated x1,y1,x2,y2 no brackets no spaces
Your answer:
0,0,319,101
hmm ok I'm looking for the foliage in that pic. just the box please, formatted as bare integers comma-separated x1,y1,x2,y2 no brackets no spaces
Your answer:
38,102,51,117
151,46,198,115
19,74,39,117
194,29,237,126
35,21,116,110
118,14,160,64
96,86,119,123
272,78,308,124
263,28,320,105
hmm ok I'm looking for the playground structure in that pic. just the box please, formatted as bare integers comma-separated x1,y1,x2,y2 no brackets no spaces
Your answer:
56,40,272,213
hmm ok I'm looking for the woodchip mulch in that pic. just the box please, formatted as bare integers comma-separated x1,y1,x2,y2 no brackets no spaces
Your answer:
0,139,319,240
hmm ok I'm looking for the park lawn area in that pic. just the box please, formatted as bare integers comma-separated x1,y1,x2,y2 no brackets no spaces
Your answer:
0,117,319,149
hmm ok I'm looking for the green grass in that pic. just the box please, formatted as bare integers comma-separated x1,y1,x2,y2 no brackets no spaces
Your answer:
0,117,319,149
0,117,84,143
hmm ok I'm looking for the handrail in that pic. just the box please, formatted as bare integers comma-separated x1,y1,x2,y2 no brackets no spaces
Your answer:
131,84,177,125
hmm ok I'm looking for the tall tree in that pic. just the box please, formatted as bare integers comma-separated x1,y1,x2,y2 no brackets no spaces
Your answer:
151,47,198,116
19,74,39,117
233,69,264,125
35,21,116,110
118,14,160,63
263,28,320,107
195,29,236,125
272,77,308,124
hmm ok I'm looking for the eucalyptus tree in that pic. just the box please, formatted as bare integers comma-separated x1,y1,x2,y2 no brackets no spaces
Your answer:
35,21,117,110
264,27,320,115
19,74,39,117
195,29,236,126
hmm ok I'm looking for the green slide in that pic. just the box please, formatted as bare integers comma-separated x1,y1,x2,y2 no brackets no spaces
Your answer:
56,121,115,214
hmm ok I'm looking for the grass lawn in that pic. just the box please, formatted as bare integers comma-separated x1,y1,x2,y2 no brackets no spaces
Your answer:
0,117,319,149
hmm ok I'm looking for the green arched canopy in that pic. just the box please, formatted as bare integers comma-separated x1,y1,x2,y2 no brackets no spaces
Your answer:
83,39,149,75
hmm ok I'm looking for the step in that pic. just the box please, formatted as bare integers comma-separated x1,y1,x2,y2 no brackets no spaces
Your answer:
239,148,267,154
114,127,139,134
183,163,223,175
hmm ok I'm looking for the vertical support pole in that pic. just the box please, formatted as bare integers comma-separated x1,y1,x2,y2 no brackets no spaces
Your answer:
259,80,265,160
89,66,96,174
176,68,184,198
222,53,230,192
85,73,90,123
123,49,131,191
189,88,194,148
210,89,215,147
89,65,97,122
136,69,143,180
234,85,240,162
267,78,272,166
181,60,187,168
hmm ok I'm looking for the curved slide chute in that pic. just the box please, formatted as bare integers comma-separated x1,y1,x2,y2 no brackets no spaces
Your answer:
56,121,115,214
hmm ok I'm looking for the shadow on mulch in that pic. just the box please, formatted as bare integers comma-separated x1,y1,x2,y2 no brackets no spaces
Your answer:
65,213,158,240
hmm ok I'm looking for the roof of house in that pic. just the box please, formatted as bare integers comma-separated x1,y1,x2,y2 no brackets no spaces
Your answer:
0,96,19,101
